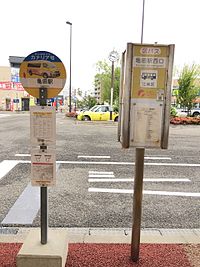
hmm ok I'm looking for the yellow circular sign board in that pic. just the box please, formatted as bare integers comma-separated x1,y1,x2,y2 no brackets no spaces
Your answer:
19,51,67,98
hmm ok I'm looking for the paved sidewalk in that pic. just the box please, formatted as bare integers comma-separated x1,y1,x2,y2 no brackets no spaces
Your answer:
0,227,200,243
0,228,199,267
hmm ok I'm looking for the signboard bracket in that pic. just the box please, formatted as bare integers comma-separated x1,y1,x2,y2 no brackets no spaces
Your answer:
39,88,47,106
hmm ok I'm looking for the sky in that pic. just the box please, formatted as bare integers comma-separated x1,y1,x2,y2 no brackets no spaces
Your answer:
1,0,200,95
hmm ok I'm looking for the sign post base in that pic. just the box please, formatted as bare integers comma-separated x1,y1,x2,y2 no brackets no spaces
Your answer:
17,229,68,267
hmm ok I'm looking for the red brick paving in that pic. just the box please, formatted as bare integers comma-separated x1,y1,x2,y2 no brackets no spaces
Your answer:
0,243,193,267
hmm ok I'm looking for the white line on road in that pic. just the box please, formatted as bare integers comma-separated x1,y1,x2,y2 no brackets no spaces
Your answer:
0,114,10,118
78,155,111,159
0,160,20,180
57,161,200,167
1,163,61,225
89,174,115,178
144,162,200,167
144,157,172,160
88,188,200,197
88,178,191,183
15,154,31,157
89,171,114,174
2,159,200,167
1,183,40,225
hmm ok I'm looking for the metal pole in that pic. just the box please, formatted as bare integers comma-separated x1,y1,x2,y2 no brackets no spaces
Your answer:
110,61,114,120
130,0,146,260
131,147,145,261
141,0,145,44
41,186,48,244
66,21,72,112
39,87,48,245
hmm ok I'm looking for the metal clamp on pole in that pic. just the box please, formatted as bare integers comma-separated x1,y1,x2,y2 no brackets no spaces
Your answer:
39,87,48,245
39,87,47,106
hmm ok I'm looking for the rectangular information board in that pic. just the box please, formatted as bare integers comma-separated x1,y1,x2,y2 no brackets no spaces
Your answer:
30,106,56,146
130,101,163,147
31,148,56,186
119,43,174,149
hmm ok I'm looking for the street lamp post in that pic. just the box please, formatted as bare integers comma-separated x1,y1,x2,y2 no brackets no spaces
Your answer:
141,0,145,44
108,50,119,120
66,21,72,112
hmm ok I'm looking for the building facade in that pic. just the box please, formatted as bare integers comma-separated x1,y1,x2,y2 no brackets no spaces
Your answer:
94,78,103,103
0,57,35,111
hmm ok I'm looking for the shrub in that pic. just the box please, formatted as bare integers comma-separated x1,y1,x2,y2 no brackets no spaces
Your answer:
65,111,77,118
170,116,200,125
170,107,177,117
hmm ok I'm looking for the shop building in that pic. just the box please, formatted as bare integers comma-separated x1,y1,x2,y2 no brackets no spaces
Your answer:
0,81,34,111
0,57,35,111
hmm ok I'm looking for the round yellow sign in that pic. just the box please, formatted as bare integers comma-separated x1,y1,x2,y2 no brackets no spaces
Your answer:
19,51,67,98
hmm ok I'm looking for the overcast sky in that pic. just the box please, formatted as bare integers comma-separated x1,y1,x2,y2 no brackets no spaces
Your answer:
1,0,200,93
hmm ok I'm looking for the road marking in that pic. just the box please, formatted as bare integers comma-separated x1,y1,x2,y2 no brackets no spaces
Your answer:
0,160,20,180
15,154,31,157
57,161,200,167
88,188,200,197
88,178,191,183
1,159,200,167
1,163,60,225
1,159,200,168
0,114,10,118
89,174,115,178
144,162,200,167
144,190,200,197
89,171,114,174
78,155,111,159
144,156,171,160
1,183,40,224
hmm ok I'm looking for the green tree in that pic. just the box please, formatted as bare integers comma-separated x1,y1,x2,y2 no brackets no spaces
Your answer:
177,64,200,115
94,60,120,106
77,95,97,110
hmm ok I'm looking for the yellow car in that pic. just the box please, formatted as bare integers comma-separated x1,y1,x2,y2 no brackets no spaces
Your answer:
77,105,119,121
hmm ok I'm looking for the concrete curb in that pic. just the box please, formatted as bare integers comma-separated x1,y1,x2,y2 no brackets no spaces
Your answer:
0,228,200,244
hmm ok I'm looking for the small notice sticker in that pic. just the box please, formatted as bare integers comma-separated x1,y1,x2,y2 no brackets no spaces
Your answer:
31,149,56,186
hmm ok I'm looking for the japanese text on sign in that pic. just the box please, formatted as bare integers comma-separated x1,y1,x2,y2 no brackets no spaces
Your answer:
133,57,167,68
31,149,56,186
30,53,55,61
132,104,162,147
30,106,56,146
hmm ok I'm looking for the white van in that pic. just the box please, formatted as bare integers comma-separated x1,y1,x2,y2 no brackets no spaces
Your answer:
27,61,60,78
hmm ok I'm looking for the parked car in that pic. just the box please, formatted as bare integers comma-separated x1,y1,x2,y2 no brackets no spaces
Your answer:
191,107,200,117
77,105,119,121
175,107,200,117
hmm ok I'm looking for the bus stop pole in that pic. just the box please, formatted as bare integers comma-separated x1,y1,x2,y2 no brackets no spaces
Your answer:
39,87,48,245
131,147,145,261
131,0,146,260
41,186,48,244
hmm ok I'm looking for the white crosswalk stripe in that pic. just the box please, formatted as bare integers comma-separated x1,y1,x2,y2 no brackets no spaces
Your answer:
88,170,197,198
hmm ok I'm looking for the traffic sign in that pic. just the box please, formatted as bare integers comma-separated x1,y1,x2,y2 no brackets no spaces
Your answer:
19,51,66,98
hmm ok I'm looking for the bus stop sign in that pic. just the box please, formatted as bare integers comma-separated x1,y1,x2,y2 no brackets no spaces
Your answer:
19,51,66,98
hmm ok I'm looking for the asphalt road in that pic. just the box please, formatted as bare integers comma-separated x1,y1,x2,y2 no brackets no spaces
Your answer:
0,112,199,229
